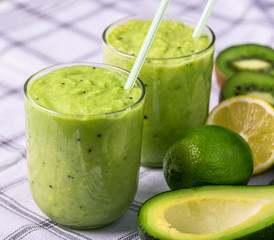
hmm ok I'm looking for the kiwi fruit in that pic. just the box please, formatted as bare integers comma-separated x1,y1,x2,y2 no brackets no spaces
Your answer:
222,71,274,106
216,43,274,87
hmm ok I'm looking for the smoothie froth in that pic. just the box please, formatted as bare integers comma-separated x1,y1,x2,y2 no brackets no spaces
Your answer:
106,20,211,58
28,66,141,115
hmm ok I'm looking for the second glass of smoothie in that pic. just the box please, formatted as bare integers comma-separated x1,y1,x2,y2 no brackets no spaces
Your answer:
24,63,145,229
103,15,215,167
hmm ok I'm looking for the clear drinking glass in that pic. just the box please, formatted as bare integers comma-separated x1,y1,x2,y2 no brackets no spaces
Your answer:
102,15,215,167
24,62,145,229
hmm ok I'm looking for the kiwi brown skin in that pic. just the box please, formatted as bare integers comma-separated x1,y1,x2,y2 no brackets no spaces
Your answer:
215,43,274,88
215,64,228,88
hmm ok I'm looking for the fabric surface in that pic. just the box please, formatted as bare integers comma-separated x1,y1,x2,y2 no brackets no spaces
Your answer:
0,0,273,239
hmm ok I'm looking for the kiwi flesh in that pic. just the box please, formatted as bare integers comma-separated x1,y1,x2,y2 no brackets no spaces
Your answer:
216,44,274,87
222,71,274,106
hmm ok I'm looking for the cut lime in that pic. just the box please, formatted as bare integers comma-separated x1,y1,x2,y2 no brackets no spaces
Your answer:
206,96,274,174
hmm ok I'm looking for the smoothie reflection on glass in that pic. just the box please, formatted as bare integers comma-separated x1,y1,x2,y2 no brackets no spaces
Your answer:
103,15,215,167
24,63,145,229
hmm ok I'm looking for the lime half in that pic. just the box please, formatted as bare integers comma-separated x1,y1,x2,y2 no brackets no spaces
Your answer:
206,96,274,175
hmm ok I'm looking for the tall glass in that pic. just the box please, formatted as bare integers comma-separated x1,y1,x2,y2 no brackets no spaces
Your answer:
102,15,215,167
24,63,145,229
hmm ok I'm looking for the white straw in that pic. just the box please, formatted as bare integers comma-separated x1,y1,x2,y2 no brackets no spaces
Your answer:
192,0,217,38
124,0,170,89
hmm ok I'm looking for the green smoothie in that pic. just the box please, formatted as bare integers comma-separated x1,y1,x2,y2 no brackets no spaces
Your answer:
103,17,215,167
24,64,145,229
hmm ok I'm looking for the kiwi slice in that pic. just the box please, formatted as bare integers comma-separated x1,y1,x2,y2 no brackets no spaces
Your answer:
222,71,274,106
216,44,274,87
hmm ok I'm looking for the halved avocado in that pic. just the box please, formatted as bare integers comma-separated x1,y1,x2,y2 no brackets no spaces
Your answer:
137,185,274,240
215,44,274,87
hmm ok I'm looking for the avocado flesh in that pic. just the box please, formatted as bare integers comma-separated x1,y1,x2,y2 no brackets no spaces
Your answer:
137,185,274,240
164,198,266,234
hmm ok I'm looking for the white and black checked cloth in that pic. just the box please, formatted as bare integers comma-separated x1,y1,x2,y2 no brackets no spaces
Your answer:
0,0,273,239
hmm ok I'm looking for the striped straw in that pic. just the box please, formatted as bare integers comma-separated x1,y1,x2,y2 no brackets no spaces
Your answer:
124,0,170,89
192,0,218,38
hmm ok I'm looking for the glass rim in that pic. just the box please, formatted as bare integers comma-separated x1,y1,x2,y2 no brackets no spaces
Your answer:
23,62,146,119
102,14,215,61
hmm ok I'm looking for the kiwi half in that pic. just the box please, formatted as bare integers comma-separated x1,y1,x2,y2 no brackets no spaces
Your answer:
216,44,274,87
222,71,274,106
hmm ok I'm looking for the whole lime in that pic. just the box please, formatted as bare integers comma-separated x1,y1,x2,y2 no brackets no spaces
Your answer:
163,125,253,190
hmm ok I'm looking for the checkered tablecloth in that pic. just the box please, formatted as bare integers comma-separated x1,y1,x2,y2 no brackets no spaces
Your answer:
0,0,273,239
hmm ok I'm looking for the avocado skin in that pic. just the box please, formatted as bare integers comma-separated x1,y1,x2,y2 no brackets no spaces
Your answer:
235,224,274,240
137,212,160,240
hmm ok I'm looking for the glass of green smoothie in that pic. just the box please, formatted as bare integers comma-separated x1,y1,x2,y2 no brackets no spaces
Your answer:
102,15,215,167
24,62,145,229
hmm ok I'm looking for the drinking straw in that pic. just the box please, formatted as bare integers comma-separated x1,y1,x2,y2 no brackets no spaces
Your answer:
124,0,170,89
192,0,217,38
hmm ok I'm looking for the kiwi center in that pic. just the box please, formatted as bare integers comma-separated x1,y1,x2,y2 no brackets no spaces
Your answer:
231,58,272,71
247,92,274,105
